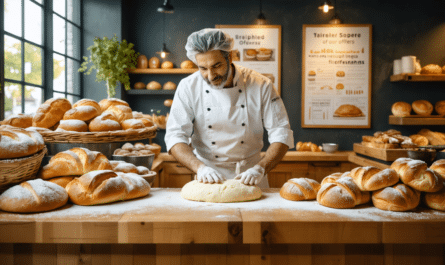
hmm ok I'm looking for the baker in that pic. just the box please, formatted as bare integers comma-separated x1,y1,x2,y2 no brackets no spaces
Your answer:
165,28,294,188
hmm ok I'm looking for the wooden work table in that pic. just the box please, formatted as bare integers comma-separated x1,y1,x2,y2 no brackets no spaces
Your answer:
1,189,445,264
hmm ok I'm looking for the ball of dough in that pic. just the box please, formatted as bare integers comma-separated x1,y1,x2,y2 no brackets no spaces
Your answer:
161,61,174,69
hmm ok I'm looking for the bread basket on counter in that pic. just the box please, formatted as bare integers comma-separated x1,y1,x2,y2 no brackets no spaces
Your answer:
0,146,47,193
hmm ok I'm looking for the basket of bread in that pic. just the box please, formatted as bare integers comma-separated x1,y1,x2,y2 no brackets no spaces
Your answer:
2,97,159,143
0,125,47,193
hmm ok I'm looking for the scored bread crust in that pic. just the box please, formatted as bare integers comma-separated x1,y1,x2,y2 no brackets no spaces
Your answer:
372,183,420,212
99,98,129,112
73,99,102,115
317,176,370,209
121,119,146,130
1,113,33,128
279,178,321,201
89,112,122,132
106,105,133,123
390,158,443,192
0,125,45,159
32,98,72,128
349,166,399,191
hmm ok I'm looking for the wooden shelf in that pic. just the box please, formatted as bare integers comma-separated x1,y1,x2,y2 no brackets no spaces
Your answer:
348,153,391,169
390,74,445,82
126,89,175,95
353,143,407,161
389,115,445,125
128,68,198,74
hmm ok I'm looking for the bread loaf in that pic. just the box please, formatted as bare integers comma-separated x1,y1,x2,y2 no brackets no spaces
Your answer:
296,141,321,152
98,98,129,112
391,102,411,117
279,178,320,201
121,119,145,130
65,170,150,205
180,60,196,69
424,187,445,211
161,61,174,69
417,129,445,145
390,158,443,192
409,134,428,146
48,176,75,188
334,104,364,117
412,100,433,115
1,113,33,128
321,172,350,185
63,106,101,121
0,179,68,213
89,112,122,132
38,147,112,179
110,160,150,175
138,118,154,127
435,100,445,116
317,176,370,209
0,125,45,159
420,64,442,75
372,183,420,212
106,105,133,123
32,98,72,128
72,99,102,114
349,167,399,191
430,159,445,181
57,119,88,132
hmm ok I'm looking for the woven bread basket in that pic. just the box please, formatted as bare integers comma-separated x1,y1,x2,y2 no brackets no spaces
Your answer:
32,126,157,143
0,146,47,193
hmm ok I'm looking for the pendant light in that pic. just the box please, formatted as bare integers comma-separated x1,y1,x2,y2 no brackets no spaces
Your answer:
157,0,174,14
156,12,171,58
318,0,334,13
256,0,267,25
329,0,342,24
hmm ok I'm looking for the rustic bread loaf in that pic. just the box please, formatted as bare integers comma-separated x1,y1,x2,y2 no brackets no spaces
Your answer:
430,159,445,181
0,179,68,213
106,105,133,123
57,119,88,132
409,134,428,146
296,141,321,152
412,100,433,115
317,176,370,209
349,166,399,191
98,98,129,112
280,178,321,201
0,125,45,159
38,147,112,179
372,183,420,212
88,112,122,132
121,119,145,130
32,98,72,128
391,102,411,117
390,158,443,192
63,105,101,121
73,99,102,114
417,129,445,145
1,113,33,128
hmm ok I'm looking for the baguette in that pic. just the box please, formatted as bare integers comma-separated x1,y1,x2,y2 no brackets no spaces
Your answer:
317,176,370,209
65,170,150,205
38,147,112,179
0,179,68,213
349,166,399,191
279,178,321,201
372,183,420,212
390,158,443,192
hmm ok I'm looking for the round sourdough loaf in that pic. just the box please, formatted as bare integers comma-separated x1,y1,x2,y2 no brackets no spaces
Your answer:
412,100,433,115
391,101,411,117
181,179,262,203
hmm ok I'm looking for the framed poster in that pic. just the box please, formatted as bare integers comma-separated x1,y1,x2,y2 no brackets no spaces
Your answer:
302,24,372,128
216,25,281,95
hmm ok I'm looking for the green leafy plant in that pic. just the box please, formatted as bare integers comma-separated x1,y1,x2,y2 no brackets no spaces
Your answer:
79,34,139,98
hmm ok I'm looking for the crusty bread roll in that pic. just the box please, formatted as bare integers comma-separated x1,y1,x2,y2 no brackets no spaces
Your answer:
412,100,433,115
57,119,88,132
121,119,145,130
424,187,445,211
163,81,177,90
98,98,129,112
334,104,364,117
420,64,442,75
417,129,445,145
65,170,150,205
121,143,134,151
63,105,101,121
161,61,174,69
89,112,122,132
48,176,75,188
1,113,33,128
279,178,320,201
321,172,348,185
372,183,420,212
0,179,68,213
430,159,445,181
317,176,370,209
106,105,133,123
0,125,45,159
32,98,72,128
72,99,102,114
146,143,161,156
110,160,139,174
391,102,411,117
435,100,445,116
296,141,321,152
390,158,443,192
180,60,196,69
134,143,146,150
349,167,399,191
38,147,112,179
146,81,162,90
409,134,428,146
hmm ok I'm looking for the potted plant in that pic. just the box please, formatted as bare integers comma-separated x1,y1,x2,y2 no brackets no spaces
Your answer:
79,34,139,98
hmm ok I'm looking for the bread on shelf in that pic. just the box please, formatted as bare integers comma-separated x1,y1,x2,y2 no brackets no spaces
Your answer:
420,64,442,75
279,178,321,201
412,100,433,115
435,100,445,116
372,183,420,212
391,102,411,117
296,141,322,152
430,159,445,181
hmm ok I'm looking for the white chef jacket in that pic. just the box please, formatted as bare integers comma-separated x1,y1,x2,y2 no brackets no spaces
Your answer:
165,64,294,188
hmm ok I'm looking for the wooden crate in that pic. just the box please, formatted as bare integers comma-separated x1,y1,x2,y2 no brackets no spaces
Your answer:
353,143,408,161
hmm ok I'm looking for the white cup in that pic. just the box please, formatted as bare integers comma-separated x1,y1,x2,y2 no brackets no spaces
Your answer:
401,56,416,74
393,59,402,75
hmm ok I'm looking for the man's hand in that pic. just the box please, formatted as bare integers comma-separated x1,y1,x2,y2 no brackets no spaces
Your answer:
234,165,265,185
197,165,225,184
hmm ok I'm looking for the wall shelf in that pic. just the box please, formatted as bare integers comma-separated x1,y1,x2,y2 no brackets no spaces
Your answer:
128,68,198,74
126,89,175,95
388,115,445,125
390,74,445,82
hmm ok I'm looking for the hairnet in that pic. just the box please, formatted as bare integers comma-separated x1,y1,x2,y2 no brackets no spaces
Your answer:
185,28,234,64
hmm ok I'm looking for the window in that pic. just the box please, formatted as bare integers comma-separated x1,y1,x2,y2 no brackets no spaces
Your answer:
2,0,82,119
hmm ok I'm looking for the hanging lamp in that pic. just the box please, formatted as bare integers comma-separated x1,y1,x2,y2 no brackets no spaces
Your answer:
318,0,334,13
156,12,171,58
157,0,174,13
329,0,342,24
256,0,267,25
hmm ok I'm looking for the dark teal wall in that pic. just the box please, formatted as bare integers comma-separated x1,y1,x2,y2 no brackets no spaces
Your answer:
119,0,445,152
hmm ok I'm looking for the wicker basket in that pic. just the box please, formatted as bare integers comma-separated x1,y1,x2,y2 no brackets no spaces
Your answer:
0,146,47,193
32,126,157,143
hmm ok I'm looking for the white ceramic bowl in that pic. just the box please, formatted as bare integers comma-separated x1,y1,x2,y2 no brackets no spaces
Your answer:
322,143,338,153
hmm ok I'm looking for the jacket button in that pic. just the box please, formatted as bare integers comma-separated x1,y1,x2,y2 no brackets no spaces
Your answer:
207,108,211,111
241,141,244,144
239,89,242,93
241,105,245,108
242,123,245,126
212,142,215,144
206,90,209,93
215,155,219,158
208,125,212,128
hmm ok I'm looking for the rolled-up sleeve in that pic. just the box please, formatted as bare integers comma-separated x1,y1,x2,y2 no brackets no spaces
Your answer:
261,83,295,149
165,81,195,153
